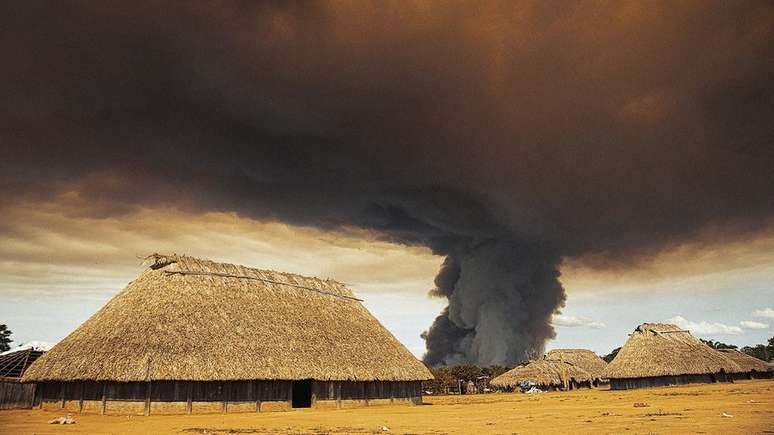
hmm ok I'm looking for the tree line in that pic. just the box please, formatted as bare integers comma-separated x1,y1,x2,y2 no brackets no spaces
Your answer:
422,364,511,394
699,337,774,362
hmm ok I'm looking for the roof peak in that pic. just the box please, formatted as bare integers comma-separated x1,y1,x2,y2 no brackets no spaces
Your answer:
146,253,343,283
144,253,359,302
634,323,689,334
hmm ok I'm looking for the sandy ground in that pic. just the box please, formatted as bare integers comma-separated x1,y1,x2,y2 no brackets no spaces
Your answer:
1,380,772,435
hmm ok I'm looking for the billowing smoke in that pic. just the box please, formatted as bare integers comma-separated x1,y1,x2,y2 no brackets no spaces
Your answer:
2,1,774,366
423,241,565,366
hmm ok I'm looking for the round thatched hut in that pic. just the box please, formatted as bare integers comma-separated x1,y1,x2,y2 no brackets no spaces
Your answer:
602,323,742,390
544,349,608,386
490,358,593,391
716,349,773,380
22,254,432,415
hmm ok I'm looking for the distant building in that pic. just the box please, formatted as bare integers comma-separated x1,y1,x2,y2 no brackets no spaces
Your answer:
490,358,594,391
545,349,608,386
602,323,741,390
23,254,432,414
0,347,45,409
716,349,772,380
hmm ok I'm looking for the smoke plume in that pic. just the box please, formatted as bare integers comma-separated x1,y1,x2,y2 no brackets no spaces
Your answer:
2,1,774,365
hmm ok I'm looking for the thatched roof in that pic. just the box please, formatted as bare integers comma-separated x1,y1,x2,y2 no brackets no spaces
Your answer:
545,349,608,379
24,254,432,382
0,348,45,378
490,359,593,388
601,323,742,379
716,349,771,373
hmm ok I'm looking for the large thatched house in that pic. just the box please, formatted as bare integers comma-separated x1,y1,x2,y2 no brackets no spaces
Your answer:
602,323,742,390
716,349,772,380
545,349,608,385
23,254,432,415
490,358,594,391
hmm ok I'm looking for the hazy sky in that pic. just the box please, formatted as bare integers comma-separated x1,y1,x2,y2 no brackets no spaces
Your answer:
2,201,772,357
2,1,773,362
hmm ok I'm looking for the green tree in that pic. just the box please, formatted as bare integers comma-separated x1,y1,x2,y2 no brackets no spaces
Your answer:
0,324,12,352
602,347,621,363
741,344,770,362
449,364,482,382
422,366,455,394
700,339,737,350
739,336,774,362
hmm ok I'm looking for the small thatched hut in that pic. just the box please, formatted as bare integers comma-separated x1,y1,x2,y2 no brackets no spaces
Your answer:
23,254,432,415
490,359,593,391
1,347,45,410
716,349,773,380
545,349,608,385
602,323,742,390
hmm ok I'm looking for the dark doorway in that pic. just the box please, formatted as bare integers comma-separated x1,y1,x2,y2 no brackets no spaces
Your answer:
291,380,312,408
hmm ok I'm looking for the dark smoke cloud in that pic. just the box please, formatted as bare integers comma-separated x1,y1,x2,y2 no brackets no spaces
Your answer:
2,1,774,365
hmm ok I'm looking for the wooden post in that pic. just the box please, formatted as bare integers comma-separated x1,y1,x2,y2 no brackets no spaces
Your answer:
362,382,368,406
287,381,293,409
78,381,84,414
144,382,151,416
336,382,341,409
60,382,65,409
186,382,192,415
37,383,44,409
21,351,32,378
100,383,107,415
255,381,261,413
222,382,228,414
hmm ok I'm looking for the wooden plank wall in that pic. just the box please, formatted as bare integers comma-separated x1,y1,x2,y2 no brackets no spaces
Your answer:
312,380,421,400
34,380,422,414
0,377,36,410
609,373,729,390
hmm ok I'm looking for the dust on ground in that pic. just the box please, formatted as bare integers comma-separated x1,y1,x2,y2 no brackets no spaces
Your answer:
1,380,772,434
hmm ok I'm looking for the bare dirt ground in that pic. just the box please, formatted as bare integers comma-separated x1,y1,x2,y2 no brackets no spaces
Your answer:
1,380,772,435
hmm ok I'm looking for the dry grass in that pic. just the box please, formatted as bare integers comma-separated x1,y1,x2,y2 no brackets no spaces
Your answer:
602,323,742,379
2,380,772,434
23,254,431,383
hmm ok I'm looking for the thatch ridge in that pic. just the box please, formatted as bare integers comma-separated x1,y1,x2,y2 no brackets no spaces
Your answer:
716,349,770,373
490,359,593,388
24,254,432,382
601,323,742,379
150,254,357,300
545,349,607,379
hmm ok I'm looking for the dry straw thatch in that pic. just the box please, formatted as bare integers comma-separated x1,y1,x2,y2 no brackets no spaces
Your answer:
716,349,771,373
601,323,742,379
24,254,432,383
545,349,607,380
490,358,593,388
